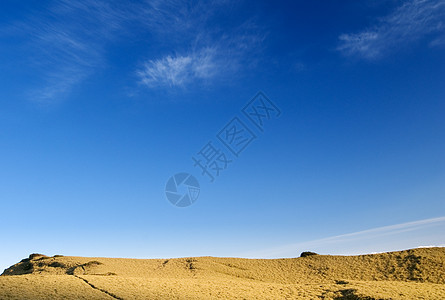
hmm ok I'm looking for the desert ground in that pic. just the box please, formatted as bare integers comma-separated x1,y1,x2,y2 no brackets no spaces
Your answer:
1,247,444,299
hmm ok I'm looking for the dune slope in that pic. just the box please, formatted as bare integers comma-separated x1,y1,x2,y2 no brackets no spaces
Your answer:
1,247,445,299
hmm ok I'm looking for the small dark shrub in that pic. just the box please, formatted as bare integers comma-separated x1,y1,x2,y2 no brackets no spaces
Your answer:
300,251,318,257
85,261,102,266
186,258,196,270
29,253,47,260
23,262,33,271
49,262,66,268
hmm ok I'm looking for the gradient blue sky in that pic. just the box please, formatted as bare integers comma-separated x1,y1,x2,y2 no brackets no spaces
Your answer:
1,0,445,272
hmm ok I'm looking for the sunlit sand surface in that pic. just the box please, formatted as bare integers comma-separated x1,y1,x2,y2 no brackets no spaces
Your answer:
1,248,444,299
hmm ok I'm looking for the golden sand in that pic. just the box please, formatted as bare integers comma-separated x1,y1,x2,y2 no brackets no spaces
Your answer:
1,247,444,299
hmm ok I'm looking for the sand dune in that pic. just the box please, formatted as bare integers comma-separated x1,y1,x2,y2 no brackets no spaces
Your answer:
1,247,445,299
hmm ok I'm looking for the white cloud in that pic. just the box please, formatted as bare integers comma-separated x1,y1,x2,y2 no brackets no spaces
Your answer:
4,0,264,100
136,1,265,89
242,216,445,258
6,1,135,102
138,48,217,88
137,31,263,89
137,29,264,88
338,0,445,59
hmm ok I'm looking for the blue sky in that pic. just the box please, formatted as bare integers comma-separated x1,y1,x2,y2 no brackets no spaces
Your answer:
1,0,444,271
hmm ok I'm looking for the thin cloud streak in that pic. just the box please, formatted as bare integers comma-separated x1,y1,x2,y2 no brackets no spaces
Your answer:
141,0,235,38
338,0,445,59
6,0,145,102
136,0,265,89
5,0,265,100
137,25,265,89
137,48,218,88
243,216,445,258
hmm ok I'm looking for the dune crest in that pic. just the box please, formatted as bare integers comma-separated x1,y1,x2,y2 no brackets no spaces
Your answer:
1,247,445,299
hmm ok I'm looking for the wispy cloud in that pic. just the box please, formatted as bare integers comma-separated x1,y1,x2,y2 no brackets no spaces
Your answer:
243,216,445,258
137,48,218,88
338,0,445,59
137,27,264,89
136,1,265,89
6,0,141,102
5,0,265,100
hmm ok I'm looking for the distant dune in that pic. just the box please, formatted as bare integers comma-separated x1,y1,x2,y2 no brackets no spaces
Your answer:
1,247,445,299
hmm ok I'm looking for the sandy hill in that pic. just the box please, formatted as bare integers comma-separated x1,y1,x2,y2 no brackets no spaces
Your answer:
1,247,445,299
